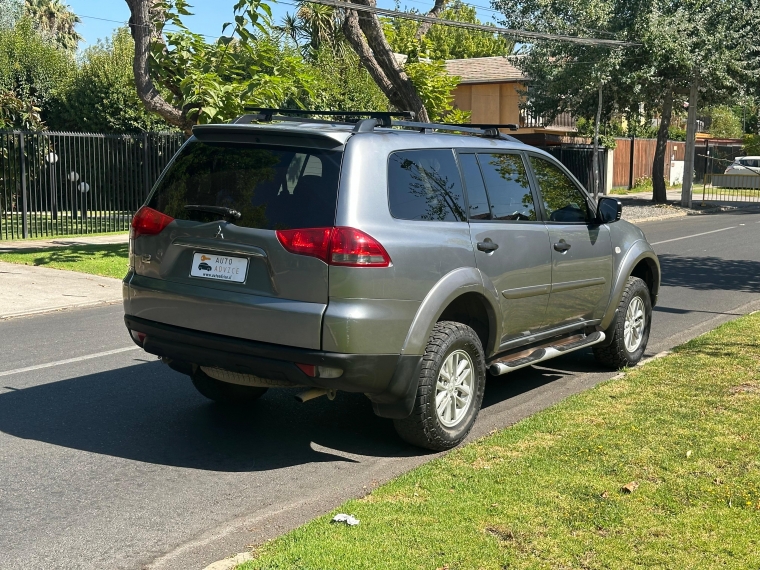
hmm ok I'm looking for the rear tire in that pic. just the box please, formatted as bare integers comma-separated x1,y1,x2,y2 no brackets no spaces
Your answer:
191,368,268,405
594,276,652,369
394,321,486,451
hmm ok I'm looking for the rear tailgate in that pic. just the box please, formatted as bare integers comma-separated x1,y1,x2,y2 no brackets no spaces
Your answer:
127,128,345,350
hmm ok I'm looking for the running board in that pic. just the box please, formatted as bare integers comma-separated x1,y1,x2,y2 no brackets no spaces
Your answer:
489,331,605,376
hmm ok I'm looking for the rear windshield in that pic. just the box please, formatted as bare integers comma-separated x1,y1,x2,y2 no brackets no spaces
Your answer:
148,141,342,230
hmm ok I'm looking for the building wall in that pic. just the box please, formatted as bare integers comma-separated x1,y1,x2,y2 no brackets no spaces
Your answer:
451,82,525,126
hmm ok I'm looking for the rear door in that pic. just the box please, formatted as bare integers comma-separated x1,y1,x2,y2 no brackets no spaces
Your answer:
459,151,552,344
526,153,612,327
128,135,343,349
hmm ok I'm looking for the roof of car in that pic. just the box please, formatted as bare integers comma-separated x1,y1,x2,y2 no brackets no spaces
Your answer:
192,121,530,151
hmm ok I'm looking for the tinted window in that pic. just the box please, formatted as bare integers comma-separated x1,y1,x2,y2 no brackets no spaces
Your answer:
459,153,490,220
529,156,589,223
148,141,341,230
388,149,466,222
477,153,537,221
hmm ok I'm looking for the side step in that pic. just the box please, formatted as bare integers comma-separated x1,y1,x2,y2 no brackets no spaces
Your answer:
489,331,605,376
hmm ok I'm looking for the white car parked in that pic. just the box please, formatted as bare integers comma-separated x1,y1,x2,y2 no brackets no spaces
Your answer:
725,156,760,175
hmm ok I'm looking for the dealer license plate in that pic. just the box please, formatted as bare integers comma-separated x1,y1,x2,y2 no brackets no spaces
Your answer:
190,252,248,283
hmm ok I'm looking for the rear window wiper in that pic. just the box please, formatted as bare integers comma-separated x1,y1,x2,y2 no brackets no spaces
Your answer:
184,205,242,222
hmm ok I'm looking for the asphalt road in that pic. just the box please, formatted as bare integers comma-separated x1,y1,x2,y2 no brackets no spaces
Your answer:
2,209,760,570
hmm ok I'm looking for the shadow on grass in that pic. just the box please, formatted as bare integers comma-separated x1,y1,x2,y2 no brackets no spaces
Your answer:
0,243,129,266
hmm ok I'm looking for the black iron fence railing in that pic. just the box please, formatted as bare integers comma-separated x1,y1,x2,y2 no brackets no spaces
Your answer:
0,131,185,240
520,109,577,130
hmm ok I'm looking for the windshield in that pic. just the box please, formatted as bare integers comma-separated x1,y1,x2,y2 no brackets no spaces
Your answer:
738,159,760,168
148,141,342,230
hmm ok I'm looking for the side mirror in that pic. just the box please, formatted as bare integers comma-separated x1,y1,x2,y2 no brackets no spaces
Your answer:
597,197,622,224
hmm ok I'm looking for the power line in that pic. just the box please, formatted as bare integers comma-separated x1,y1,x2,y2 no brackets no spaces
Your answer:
302,0,637,46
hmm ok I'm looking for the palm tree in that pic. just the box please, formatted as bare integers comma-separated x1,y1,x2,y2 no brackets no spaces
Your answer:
25,0,82,50
276,1,346,58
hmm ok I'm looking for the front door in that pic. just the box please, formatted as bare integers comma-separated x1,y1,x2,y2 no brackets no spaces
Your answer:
459,151,552,344
527,154,613,327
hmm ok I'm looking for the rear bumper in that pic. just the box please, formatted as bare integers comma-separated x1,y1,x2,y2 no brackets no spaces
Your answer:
125,315,420,416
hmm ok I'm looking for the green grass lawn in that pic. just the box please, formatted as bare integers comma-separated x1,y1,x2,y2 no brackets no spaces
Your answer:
0,243,129,279
238,313,760,570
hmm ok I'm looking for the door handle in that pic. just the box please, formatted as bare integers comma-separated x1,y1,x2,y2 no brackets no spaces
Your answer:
477,240,499,253
553,240,571,253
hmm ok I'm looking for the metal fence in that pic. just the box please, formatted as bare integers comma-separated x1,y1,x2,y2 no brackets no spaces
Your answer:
0,131,185,240
536,144,608,193
701,173,760,202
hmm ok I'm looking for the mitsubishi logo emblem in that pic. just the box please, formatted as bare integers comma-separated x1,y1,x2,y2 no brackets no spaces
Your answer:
214,225,224,240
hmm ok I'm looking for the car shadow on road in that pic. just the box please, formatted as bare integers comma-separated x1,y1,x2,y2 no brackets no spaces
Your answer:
658,254,760,293
0,356,589,471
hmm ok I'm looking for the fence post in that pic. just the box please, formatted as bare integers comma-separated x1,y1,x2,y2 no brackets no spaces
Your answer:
628,134,635,190
19,132,28,239
143,132,150,198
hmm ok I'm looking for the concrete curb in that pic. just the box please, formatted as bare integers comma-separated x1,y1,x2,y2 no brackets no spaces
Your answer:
201,552,253,570
0,299,122,321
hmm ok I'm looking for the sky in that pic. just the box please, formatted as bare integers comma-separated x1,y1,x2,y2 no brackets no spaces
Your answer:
66,0,499,49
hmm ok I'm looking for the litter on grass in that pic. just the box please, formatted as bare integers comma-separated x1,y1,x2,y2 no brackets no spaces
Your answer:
332,513,360,526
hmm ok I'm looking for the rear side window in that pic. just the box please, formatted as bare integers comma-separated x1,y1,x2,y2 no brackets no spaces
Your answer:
477,153,537,221
388,149,466,222
148,141,342,230
459,154,490,220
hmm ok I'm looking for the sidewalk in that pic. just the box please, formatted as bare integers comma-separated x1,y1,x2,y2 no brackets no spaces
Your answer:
0,233,128,253
0,259,123,320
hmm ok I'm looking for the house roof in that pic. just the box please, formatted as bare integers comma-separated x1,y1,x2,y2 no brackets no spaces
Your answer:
444,56,526,84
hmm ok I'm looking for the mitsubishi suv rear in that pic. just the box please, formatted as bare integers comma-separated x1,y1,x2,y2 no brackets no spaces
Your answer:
124,110,660,451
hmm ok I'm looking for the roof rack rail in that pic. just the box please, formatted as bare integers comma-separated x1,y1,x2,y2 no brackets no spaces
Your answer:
238,108,415,127
392,120,521,141
231,108,521,141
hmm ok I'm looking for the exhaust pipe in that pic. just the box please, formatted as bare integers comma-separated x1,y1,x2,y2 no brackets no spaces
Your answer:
295,388,337,403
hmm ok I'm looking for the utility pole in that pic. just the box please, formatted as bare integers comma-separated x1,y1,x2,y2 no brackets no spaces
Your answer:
592,82,603,198
682,73,699,208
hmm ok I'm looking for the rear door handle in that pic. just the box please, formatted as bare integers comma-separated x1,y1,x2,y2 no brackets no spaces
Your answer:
477,240,499,253
553,240,571,252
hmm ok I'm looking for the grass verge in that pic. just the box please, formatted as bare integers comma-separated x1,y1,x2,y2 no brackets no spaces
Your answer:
239,313,760,569
0,243,128,279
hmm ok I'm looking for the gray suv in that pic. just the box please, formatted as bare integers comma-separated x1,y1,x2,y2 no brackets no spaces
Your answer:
123,110,660,451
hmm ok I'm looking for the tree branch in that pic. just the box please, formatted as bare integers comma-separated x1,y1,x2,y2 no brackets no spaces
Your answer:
415,0,447,40
126,0,193,132
347,0,429,121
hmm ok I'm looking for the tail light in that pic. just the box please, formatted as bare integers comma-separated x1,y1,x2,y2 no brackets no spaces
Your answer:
276,227,391,267
132,206,174,238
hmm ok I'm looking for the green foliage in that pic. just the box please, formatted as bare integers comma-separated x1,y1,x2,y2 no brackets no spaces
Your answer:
495,0,757,141
667,126,686,141
743,134,760,156
151,0,317,124
0,90,43,129
575,117,618,148
0,0,23,29
0,17,73,126
45,28,170,133
24,0,81,51
307,47,388,111
385,0,513,61
706,105,744,139
404,60,462,122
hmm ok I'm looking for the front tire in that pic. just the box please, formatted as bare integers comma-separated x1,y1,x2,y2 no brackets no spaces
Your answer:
594,276,652,369
191,368,268,405
394,321,486,451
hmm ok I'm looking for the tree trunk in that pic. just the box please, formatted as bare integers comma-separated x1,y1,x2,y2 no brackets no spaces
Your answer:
415,0,447,39
681,75,699,208
344,0,429,122
652,87,674,204
126,0,193,132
